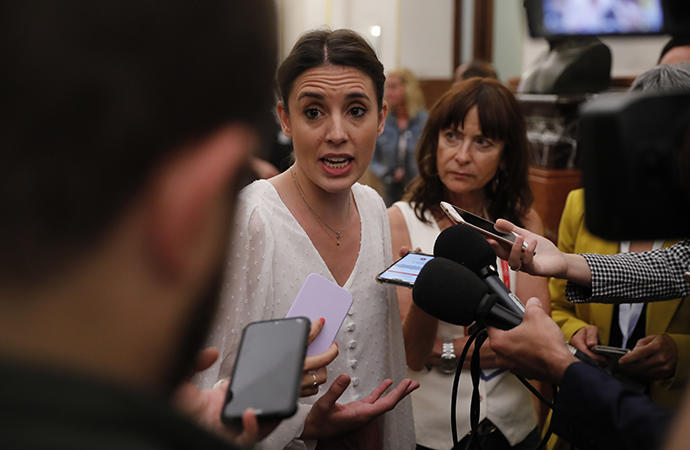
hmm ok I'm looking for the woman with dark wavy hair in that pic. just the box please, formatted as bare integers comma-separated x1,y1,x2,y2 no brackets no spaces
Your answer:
389,77,549,450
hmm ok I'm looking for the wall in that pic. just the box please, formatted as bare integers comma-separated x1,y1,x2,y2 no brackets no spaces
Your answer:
277,0,454,78
492,1,525,83
399,0,454,78
277,1,671,82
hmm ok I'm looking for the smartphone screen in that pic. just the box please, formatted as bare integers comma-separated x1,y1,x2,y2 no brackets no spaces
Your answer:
376,253,434,287
221,317,309,424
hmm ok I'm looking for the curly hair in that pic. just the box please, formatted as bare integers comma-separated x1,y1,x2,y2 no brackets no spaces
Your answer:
405,77,533,226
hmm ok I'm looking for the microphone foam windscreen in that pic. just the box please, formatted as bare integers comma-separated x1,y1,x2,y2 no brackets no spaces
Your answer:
433,224,496,272
412,257,488,326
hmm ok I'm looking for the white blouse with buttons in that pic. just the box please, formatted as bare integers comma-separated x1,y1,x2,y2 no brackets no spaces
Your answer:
198,180,414,450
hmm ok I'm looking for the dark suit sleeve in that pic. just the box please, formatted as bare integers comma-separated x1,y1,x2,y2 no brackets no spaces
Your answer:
551,362,672,450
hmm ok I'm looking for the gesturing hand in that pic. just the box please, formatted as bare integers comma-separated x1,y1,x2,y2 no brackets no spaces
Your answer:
301,318,339,397
301,374,419,440
172,347,279,446
618,334,678,380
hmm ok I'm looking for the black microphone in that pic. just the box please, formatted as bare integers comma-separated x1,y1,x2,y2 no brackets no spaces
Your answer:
434,225,526,316
413,256,601,367
412,257,522,330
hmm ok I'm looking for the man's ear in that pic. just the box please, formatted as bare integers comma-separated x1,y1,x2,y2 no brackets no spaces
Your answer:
377,102,388,136
146,125,255,281
277,101,292,137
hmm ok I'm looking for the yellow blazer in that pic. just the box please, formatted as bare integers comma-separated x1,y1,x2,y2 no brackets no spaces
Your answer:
550,189,690,408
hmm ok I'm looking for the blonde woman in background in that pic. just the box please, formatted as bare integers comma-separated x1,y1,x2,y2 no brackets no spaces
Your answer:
371,68,429,206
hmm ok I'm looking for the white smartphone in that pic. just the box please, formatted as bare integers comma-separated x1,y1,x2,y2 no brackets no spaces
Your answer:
439,201,529,250
376,252,434,288
285,273,353,357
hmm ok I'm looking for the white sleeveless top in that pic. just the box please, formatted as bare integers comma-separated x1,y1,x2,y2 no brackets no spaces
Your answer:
394,201,536,449
198,181,414,450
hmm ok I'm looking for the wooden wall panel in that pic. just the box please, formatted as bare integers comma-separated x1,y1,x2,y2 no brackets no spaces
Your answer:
419,78,453,109
528,167,582,243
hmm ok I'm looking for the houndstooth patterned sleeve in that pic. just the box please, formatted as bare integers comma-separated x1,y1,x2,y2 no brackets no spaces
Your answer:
566,240,690,303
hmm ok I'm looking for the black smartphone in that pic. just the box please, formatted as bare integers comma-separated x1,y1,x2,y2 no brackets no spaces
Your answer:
376,252,434,288
221,317,310,425
440,201,529,250
591,344,630,360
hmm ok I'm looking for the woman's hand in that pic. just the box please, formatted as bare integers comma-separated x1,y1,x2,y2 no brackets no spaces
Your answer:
490,219,564,275
569,325,606,364
618,334,678,380
300,374,419,440
397,246,422,258
301,318,339,397
172,347,279,446
489,219,592,286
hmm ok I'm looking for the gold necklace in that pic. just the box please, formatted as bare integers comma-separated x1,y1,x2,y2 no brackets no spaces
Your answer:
290,168,351,246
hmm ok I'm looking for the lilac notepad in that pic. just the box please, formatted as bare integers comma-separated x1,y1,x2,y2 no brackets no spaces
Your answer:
285,273,353,356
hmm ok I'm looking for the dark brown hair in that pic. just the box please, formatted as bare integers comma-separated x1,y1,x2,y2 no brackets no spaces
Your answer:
406,77,533,225
276,29,385,111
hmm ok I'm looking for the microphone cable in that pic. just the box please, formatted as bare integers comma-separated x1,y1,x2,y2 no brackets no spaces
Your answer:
450,326,483,446
448,326,558,450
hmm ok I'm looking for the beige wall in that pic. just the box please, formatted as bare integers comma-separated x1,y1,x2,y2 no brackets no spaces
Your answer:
277,1,671,81
276,0,454,77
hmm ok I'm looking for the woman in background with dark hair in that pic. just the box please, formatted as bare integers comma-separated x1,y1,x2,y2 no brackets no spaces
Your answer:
200,29,418,449
389,78,549,450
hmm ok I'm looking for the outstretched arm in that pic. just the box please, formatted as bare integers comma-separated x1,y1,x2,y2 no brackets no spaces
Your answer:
489,218,592,287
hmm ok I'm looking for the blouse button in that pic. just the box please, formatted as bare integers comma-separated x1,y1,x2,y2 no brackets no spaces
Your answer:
349,359,358,369
346,322,356,332
348,340,357,350
347,309,354,316
352,377,360,387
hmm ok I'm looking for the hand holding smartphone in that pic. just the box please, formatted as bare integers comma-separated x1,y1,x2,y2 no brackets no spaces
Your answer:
591,344,630,360
221,317,310,425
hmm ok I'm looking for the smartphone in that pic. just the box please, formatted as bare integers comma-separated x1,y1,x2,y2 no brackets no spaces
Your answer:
376,252,434,288
439,201,529,250
285,273,353,357
221,317,310,425
591,344,630,360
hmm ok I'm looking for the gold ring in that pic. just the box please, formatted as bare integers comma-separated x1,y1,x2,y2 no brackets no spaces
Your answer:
311,372,318,388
